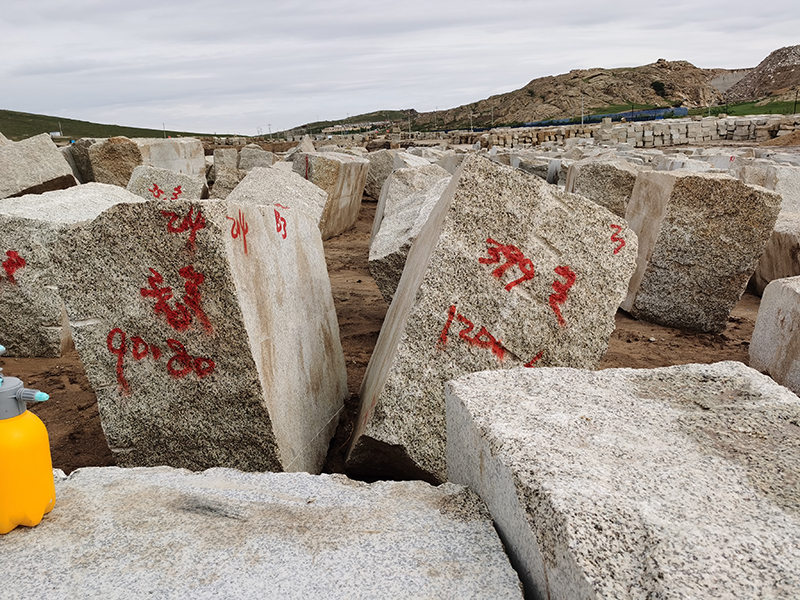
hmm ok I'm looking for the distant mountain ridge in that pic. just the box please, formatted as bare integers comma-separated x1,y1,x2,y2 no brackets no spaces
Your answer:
413,59,743,131
726,45,800,102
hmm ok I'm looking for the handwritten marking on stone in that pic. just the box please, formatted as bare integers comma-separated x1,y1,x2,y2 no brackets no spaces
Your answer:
439,304,506,360
148,184,183,201
549,266,576,327
610,224,626,254
161,206,205,252
140,266,212,333
227,210,249,254
478,238,535,291
275,208,287,240
2,250,26,284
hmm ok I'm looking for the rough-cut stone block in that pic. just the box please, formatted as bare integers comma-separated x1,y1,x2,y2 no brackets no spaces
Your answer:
209,148,241,199
622,171,780,332
750,212,800,295
88,136,143,187
133,138,206,178
227,167,328,229
283,135,315,161
54,199,347,473
446,362,800,600
0,133,77,199
0,131,9,145
238,144,275,171
292,152,369,240
59,145,83,183
766,164,800,214
751,276,800,395
369,165,451,303
435,152,467,175
347,155,637,482
364,149,428,200
565,158,640,218
0,184,146,357
0,467,523,599
69,138,100,182
127,165,208,200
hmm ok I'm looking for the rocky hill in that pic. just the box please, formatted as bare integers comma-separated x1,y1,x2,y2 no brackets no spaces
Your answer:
414,59,740,130
726,45,800,102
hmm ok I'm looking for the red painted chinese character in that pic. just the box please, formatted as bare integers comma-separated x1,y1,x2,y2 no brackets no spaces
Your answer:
140,267,211,333
275,208,287,239
549,266,576,327
610,224,626,254
2,251,26,284
148,184,165,199
161,206,206,252
226,210,249,254
479,238,535,291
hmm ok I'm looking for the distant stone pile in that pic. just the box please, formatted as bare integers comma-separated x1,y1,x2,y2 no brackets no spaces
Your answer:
2,124,800,598
727,44,800,101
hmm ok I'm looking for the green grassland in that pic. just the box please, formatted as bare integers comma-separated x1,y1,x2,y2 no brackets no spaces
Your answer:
688,98,799,117
0,109,218,141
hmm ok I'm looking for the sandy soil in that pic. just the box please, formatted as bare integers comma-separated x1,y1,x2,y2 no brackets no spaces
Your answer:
4,199,760,476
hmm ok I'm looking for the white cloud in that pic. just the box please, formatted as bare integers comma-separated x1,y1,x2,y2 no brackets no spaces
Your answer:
1,0,797,134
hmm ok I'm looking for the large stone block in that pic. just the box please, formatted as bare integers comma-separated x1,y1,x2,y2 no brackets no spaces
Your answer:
0,133,77,199
237,144,275,171
750,276,800,395
565,158,640,219
69,137,100,182
292,152,369,240
446,362,800,600
127,165,208,200
54,199,347,473
766,164,800,214
347,155,637,482
209,148,241,199
0,467,523,599
363,149,428,200
369,164,451,303
227,167,328,230
87,136,143,187
0,184,146,357
133,137,206,178
283,134,315,161
621,171,780,332
750,212,800,295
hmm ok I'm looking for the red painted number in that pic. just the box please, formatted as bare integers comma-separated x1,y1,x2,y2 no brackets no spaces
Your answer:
438,304,506,360
161,206,205,252
610,224,625,254
549,266,576,327
275,208,287,239
227,210,249,254
479,238,535,291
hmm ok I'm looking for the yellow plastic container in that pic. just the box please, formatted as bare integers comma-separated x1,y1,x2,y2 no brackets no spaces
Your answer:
0,399,55,535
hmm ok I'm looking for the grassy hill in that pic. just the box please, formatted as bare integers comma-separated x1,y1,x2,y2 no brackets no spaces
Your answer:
0,109,218,142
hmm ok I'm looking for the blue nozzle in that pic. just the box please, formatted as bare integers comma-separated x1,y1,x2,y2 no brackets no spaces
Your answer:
0,345,5,354
34,392,49,402
17,388,48,403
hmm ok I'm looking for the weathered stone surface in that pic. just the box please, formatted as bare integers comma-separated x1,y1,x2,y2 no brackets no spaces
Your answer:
446,362,800,600
88,136,143,187
565,158,640,218
209,148,242,199
238,144,275,171
750,212,800,295
59,145,83,183
227,167,328,228
127,165,208,200
435,152,467,175
0,467,522,599
133,138,206,178
622,171,780,332
0,133,77,199
54,199,347,473
364,149,428,200
369,165,451,303
292,152,369,240
0,184,146,357
0,131,9,145
751,276,800,395
766,164,800,213
347,155,637,482
284,134,315,161
69,138,100,182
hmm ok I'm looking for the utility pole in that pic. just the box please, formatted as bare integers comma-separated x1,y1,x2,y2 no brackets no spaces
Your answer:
268,124,272,140
163,123,166,138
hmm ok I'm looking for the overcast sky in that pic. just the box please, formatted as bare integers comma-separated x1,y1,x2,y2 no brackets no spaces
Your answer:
2,1,798,135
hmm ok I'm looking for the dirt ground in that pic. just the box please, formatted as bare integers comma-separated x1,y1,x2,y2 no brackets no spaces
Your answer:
5,199,760,476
